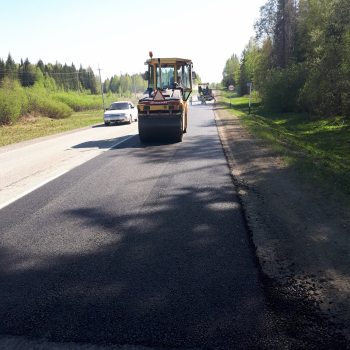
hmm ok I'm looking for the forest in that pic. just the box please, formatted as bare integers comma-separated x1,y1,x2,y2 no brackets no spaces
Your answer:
0,55,148,125
222,0,350,118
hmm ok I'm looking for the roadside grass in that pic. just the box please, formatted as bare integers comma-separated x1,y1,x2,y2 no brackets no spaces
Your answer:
0,93,143,147
0,110,105,147
219,89,350,207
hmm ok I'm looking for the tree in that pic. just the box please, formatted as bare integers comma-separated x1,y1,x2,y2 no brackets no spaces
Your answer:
0,58,5,82
254,0,277,42
254,38,273,95
103,78,110,93
86,67,98,94
120,74,132,93
110,75,120,93
222,54,239,87
193,72,202,86
236,38,260,95
19,58,36,87
34,67,45,87
273,0,298,68
5,53,17,79
37,59,45,74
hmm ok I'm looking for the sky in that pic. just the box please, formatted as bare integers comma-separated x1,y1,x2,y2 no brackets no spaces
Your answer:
0,0,267,84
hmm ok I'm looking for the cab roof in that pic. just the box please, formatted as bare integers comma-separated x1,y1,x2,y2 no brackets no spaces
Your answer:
146,58,192,65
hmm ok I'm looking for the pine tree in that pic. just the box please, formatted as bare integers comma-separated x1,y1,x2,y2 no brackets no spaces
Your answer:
0,58,5,82
37,59,45,74
5,53,17,79
87,67,98,94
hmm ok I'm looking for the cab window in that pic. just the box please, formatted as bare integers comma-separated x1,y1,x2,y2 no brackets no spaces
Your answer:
176,64,191,89
148,65,154,90
156,65,175,89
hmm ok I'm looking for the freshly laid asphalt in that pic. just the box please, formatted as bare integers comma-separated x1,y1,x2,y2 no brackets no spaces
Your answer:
0,101,332,349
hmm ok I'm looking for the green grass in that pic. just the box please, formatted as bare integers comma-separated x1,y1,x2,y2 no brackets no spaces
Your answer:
219,89,350,206
0,92,144,147
0,110,105,147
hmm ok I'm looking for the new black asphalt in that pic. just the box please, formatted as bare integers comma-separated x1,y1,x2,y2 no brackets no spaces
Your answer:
0,103,338,349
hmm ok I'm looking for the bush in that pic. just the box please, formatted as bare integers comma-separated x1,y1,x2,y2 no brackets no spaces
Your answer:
299,59,350,118
0,87,27,124
0,78,28,125
263,64,307,113
0,84,73,125
26,89,72,118
51,92,102,111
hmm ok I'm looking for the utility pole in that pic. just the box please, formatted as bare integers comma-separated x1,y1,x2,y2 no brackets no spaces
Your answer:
133,73,136,99
120,70,122,98
76,72,80,97
97,64,105,111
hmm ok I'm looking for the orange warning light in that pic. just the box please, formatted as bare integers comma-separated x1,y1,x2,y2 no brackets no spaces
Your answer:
149,51,153,58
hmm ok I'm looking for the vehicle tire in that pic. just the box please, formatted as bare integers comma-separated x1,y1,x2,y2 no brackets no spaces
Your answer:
139,129,148,142
175,117,183,142
183,111,187,133
105,122,110,126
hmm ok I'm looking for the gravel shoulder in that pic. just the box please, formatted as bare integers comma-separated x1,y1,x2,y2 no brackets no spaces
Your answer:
213,99,350,343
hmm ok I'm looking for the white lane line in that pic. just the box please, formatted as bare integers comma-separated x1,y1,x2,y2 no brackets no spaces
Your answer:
0,124,105,156
0,170,69,210
0,123,137,156
105,134,137,151
0,133,138,210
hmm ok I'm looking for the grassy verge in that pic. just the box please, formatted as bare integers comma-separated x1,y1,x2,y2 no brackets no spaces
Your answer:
0,91,143,147
0,110,105,147
219,89,350,207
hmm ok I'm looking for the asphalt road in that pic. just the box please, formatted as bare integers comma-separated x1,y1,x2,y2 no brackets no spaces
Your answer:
0,101,284,349
0,120,138,209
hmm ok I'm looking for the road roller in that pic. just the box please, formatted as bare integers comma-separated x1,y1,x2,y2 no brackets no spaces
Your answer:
137,52,195,142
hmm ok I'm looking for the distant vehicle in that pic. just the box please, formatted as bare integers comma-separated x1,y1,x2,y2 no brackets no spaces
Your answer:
103,101,138,126
198,83,215,102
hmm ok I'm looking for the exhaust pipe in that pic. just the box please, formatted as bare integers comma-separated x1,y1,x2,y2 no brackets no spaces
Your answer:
158,58,162,89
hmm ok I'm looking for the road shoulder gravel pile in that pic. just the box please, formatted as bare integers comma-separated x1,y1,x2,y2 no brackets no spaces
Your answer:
213,102,350,345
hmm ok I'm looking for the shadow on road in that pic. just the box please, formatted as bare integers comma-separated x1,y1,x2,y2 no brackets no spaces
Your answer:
0,103,346,349
71,134,137,150
0,128,279,349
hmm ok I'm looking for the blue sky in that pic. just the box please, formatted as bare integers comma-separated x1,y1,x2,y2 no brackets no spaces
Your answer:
0,0,267,83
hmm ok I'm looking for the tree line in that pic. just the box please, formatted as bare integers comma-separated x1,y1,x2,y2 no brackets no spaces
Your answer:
103,74,147,96
0,54,149,97
0,54,100,94
221,0,350,117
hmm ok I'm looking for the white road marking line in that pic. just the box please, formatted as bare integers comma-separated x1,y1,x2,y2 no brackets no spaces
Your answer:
0,170,69,210
105,134,137,151
0,124,135,156
0,132,138,210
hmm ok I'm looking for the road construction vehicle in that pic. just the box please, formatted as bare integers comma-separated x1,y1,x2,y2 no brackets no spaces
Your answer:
198,83,215,102
137,53,195,142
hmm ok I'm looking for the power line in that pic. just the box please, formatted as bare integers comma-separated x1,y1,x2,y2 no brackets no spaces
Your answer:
0,69,93,75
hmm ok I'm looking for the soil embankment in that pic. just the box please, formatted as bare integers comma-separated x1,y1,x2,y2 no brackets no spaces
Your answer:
213,96,350,343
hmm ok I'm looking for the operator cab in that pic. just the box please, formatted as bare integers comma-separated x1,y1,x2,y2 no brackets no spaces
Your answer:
140,56,195,103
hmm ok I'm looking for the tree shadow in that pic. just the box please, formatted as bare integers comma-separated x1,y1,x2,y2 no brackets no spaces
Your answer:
0,180,279,348
0,102,347,349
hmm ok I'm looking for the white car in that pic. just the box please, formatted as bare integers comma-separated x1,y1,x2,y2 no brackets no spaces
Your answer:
103,101,138,126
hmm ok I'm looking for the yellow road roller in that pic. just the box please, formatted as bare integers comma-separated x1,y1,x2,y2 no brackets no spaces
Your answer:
137,53,195,142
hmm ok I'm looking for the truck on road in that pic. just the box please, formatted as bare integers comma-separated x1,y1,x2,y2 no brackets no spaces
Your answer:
198,83,215,102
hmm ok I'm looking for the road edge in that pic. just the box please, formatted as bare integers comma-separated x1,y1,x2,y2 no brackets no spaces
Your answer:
212,100,350,346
